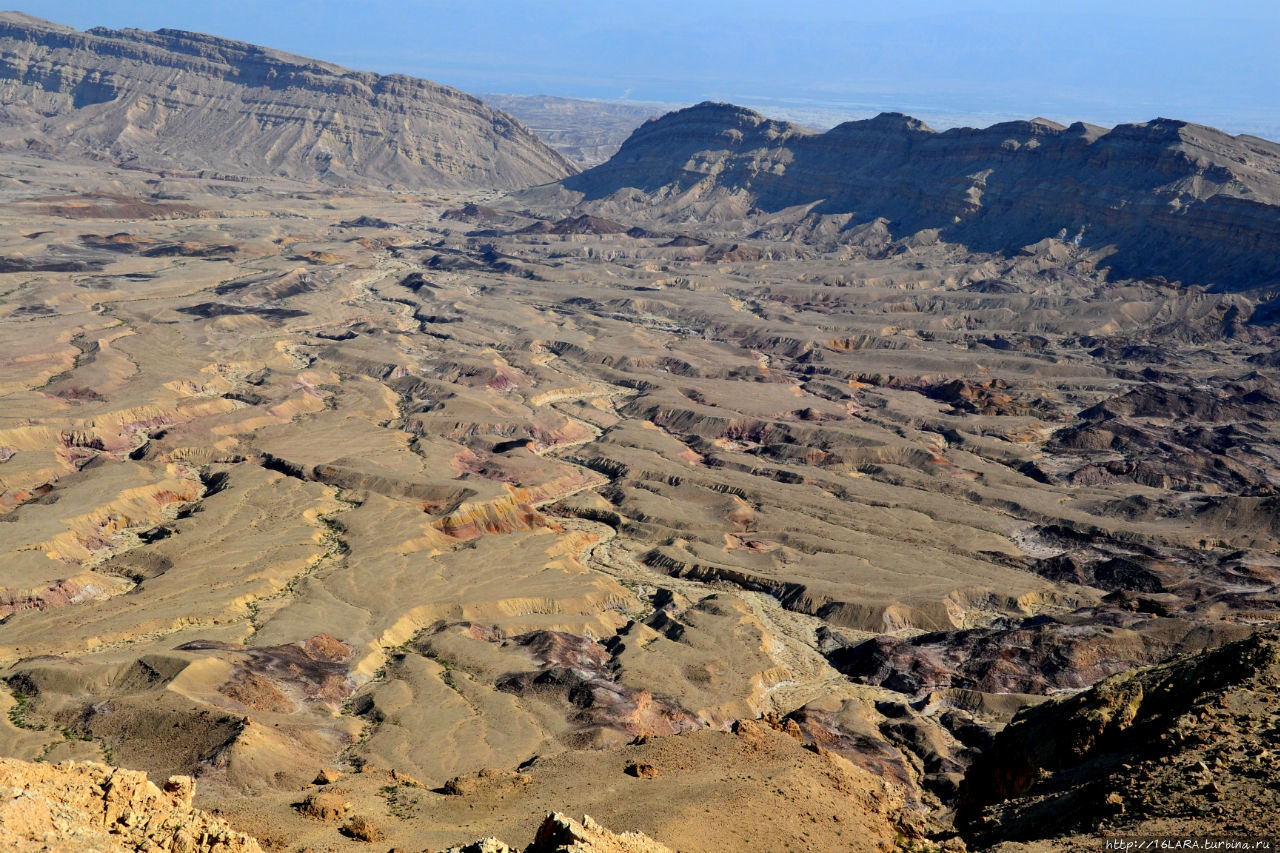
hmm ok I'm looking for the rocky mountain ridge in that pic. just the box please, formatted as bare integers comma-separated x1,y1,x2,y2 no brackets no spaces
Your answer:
539,101,1280,294
0,12,575,189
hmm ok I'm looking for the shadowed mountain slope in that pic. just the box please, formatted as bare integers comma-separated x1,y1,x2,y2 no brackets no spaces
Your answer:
0,12,576,189
552,102,1280,292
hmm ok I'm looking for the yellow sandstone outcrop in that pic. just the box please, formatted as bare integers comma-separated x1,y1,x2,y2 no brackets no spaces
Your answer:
0,757,264,852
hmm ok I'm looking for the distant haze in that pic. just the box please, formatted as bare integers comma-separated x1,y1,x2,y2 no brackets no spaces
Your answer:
22,0,1280,139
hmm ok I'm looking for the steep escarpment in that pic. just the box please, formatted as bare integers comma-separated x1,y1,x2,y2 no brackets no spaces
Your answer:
0,12,575,189
546,101,1280,293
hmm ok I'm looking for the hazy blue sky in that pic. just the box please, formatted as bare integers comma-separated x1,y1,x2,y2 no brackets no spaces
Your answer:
19,1,1280,137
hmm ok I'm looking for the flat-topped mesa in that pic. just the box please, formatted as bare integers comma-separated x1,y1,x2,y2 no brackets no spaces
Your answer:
0,12,576,189
555,101,1280,293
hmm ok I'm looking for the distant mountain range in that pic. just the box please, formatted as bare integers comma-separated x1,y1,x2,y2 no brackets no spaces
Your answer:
3,12,1278,297
0,12,574,189
536,102,1280,294
481,94,670,167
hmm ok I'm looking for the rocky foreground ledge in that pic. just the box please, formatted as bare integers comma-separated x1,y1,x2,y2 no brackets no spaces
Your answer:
0,758,261,852
7,632,1280,849
960,630,1280,845
0,756,675,853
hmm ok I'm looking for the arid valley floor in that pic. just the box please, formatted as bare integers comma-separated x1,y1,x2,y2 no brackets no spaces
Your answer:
2,152,1279,851
3,13,1280,853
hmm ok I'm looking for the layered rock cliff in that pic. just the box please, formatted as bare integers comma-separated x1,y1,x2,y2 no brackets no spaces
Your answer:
0,12,576,189
548,101,1280,293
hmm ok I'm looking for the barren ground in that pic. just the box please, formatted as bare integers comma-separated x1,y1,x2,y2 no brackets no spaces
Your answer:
2,152,1278,851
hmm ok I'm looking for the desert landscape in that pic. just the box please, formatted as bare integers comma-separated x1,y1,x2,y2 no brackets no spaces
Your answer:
1,10,1280,852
